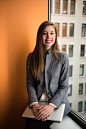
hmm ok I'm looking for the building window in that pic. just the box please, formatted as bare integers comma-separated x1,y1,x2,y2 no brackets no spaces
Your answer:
82,1,86,15
70,0,75,15
69,45,73,57
55,0,60,14
85,83,86,94
62,23,67,37
69,103,72,108
79,64,84,76
80,45,85,57
55,23,60,37
69,23,74,37
68,84,72,96
69,65,73,77
81,24,86,37
84,101,86,111
78,101,82,112
62,45,66,52
79,83,83,95
63,0,68,14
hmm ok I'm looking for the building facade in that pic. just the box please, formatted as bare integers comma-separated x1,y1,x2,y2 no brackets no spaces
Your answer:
51,0,86,119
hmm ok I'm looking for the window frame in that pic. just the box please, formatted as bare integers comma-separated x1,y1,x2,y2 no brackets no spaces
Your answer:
49,1,86,128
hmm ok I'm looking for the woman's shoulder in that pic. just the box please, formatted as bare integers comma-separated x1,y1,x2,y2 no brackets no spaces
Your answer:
56,50,69,62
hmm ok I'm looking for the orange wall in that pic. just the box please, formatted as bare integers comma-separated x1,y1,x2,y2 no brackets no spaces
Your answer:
0,0,48,128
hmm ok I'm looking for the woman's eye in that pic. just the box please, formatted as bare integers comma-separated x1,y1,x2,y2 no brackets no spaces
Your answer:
51,33,54,34
43,32,47,35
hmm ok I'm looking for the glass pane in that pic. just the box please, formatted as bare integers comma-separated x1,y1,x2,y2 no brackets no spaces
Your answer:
68,84,72,96
82,1,86,15
55,0,60,14
78,101,82,112
79,83,83,95
69,45,73,57
81,24,86,37
70,0,75,14
62,45,66,52
62,23,67,37
80,45,85,57
85,101,86,111
69,23,74,37
79,64,84,76
51,0,86,120
63,0,68,14
69,65,73,77
55,23,59,36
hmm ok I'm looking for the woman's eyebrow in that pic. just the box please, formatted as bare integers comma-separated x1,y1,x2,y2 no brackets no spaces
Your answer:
43,30,55,32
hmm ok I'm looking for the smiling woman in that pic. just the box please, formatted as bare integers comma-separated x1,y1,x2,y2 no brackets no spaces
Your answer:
26,21,70,129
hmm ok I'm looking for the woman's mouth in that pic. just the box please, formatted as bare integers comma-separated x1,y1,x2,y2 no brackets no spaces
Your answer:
45,40,52,43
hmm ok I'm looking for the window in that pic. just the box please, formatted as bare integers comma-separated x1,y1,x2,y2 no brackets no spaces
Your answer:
62,45,66,52
68,84,72,96
69,45,73,57
85,83,86,94
81,24,86,37
79,64,84,76
62,23,67,37
63,0,68,14
55,0,60,14
84,101,86,111
69,65,73,77
82,1,86,15
70,0,75,14
55,23,60,37
80,45,85,57
69,23,74,37
78,101,82,112
79,83,83,95
70,103,72,108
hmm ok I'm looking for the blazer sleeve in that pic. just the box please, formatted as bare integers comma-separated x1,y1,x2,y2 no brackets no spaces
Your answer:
26,54,38,106
49,53,69,108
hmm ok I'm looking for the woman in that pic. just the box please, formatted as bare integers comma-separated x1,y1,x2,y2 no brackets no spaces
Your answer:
25,21,70,129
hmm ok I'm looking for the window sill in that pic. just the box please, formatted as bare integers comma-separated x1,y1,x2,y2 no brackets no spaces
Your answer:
51,14,76,17
50,109,86,129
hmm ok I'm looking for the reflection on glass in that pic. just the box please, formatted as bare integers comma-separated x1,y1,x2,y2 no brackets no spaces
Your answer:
70,0,75,14
55,23,60,37
69,23,74,37
69,45,73,57
55,0,60,14
79,83,83,95
62,45,66,52
78,101,82,112
63,0,68,14
68,84,72,96
62,23,67,37
85,101,86,111
80,45,85,57
81,24,86,37
51,0,86,120
69,65,73,77
82,1,86,15
79,64,84,76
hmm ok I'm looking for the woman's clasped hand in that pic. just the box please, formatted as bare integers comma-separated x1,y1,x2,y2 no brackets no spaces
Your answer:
32,103,55,121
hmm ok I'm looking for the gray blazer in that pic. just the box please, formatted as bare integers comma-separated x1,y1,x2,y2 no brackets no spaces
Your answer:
26,49,70,116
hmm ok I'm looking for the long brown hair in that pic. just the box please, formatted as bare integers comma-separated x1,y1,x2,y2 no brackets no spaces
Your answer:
30,21,60,80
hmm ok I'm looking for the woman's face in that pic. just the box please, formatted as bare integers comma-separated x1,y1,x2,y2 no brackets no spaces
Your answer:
42,25,56,51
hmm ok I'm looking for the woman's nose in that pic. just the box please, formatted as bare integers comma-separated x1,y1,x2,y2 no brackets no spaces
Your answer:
47,33,51,38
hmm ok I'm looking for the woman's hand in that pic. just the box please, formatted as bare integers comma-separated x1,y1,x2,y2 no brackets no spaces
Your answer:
32,103,41,115
35,104,55,121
